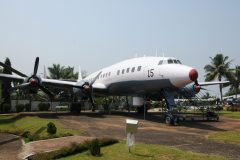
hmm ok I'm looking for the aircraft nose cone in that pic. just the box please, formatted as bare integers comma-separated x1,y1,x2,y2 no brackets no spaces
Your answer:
189,69,198,81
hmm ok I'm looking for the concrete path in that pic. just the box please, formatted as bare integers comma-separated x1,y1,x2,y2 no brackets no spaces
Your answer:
0,133,22,160
18,136,93,159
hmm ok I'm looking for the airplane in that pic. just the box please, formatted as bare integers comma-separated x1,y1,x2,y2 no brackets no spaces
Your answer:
0,56,228,125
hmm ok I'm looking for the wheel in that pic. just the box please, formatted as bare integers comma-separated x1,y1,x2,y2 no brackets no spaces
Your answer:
165,116,171,125
173,117,179,126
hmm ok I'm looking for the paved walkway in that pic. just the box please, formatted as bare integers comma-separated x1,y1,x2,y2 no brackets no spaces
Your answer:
0,133,22,160
18,136,93,159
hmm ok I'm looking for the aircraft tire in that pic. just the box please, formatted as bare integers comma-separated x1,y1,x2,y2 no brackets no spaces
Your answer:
165,116,172,125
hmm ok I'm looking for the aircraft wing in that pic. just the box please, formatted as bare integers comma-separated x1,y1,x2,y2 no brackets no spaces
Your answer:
0,73,25,82
92,83,107,89
198,81,229,86
41,78,78,89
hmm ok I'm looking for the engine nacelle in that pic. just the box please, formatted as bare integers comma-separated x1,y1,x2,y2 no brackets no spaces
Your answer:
179,83,201,98
132,97,144,106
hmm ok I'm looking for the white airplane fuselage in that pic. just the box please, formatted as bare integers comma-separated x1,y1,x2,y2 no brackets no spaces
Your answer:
83,57,198,96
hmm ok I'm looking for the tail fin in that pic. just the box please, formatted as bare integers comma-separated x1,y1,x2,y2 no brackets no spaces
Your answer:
77,66,82,82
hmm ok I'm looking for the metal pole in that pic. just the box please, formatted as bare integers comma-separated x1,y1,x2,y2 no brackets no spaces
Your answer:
144,102,146,120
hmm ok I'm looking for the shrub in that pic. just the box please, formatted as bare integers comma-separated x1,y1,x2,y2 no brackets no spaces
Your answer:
47,122,57,135
16,104,25,112
29,133,40,141
88,139,101,156
99,137,119,147
29,138,119,159
25,103,31,111
38,102,50,111
2,103,11,113
22,131,31,138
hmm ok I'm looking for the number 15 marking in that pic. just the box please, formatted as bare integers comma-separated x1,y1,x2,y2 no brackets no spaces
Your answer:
148,69,154,77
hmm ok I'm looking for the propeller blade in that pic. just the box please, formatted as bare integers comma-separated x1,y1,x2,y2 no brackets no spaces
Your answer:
0,61,27,77
195,80,199,86
90,71,102,86
33,57,39,76
9,83,30,91
39,85,55,99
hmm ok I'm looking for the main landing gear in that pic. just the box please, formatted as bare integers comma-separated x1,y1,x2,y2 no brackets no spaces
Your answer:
164,112,180,126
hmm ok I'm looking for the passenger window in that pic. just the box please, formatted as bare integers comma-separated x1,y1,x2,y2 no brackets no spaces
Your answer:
122,69,125,74
158,60,163,65
131,67,135,72
168,59,173,64
117,70,120,75
137,66,142,71
126,68,130,73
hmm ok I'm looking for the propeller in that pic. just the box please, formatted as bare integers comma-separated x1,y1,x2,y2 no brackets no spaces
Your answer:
79,71,102,111
0,61,27,77
4,57,55,99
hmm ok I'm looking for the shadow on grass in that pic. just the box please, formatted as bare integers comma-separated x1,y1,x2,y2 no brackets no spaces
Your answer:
130,151,154,158
34,126,47,135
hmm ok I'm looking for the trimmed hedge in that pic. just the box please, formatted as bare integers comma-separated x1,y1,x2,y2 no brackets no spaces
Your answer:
38,102,50,111
29,137,119,160
47,122,57,135
16,104,25,112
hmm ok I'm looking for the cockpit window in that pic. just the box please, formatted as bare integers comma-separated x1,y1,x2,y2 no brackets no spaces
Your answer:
168,59,173,64
177,60,182,64
158,60,163,65
173,59,178,64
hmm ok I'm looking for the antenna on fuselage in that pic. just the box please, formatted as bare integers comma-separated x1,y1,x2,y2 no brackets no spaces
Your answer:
135,53,138,58
155,48,158,57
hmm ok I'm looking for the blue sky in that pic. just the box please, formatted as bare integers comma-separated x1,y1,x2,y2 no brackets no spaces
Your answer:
0,0,239,96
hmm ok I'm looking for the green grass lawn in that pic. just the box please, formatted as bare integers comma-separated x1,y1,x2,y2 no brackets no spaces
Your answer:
0,114,81,142
208,131,240,145
60,142,225,160
219,111,240,119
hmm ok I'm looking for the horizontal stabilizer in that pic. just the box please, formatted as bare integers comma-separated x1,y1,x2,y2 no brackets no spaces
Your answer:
198,81,229,86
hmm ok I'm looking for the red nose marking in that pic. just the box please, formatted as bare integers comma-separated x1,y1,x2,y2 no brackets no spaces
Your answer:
189,69,198,81
30,79,38,85
83,85,91,93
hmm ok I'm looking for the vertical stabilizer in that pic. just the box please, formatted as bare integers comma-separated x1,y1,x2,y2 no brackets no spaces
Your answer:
43,65,47,78
77,66,82,82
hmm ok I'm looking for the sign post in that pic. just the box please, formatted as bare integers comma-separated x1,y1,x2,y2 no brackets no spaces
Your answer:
126,119,138,153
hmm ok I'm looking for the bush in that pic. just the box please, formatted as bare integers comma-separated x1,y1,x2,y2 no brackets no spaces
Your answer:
16,104,25,112
29,138,119,160
38,102,50,111
2,103,11,113
47,122,57,135
22,131,31,138
25,103,31,111
99,137,119,147
29,133,40,141
88,139,101,156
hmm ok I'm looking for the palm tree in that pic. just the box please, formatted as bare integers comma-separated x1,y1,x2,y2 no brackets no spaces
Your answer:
2,58,12,104
227,66,240,99
61,66,78,80
204,53,234,102
48,64,64,79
